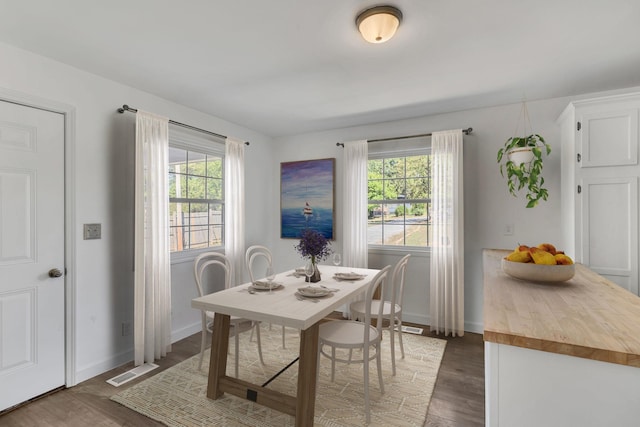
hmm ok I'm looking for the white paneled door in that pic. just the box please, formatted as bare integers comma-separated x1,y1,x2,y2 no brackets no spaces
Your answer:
0,101,65,411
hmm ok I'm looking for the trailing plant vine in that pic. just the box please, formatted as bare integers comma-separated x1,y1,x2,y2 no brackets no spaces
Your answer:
497,134,551,208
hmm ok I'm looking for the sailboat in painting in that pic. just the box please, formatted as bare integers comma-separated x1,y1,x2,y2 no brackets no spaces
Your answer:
303,201,313,216
303,183,313,217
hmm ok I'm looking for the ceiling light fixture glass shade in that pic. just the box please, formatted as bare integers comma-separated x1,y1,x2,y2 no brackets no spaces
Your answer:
356,5,403,44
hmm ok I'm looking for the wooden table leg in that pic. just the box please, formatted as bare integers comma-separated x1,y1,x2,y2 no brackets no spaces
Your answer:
296,323,319,427
207,313,230,399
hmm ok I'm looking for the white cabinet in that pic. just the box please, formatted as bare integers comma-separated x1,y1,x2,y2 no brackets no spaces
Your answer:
484,249,640,427
559,93,640,295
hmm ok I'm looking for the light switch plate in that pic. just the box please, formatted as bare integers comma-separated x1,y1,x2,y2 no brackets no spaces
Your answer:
84,223,101,240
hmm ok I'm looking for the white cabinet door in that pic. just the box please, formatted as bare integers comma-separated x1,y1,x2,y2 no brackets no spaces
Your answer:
580,108,638,168
580,176,638,294
0,101,65,410
574,99,640,296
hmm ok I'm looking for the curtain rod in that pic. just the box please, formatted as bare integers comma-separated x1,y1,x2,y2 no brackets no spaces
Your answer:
117,104,250,145
335,127,473,147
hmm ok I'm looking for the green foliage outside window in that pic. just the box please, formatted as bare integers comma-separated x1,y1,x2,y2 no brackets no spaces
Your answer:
169,153,223,213
169,146,224,252
368,155,430,201
411,204,424,216
367,153,432,247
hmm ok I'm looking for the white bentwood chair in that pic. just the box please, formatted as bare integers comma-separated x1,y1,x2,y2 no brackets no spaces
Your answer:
194,252,264,376
349,254,411,375
318,265,391,423
245,245,287,348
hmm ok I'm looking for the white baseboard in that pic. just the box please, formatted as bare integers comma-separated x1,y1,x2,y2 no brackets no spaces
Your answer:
402,312,484,335
75,349,134,384
171,322,201,343
464,320,484,334
403,313,429,326
75,322,200,385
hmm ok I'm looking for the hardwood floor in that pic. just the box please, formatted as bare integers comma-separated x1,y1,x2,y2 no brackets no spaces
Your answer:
1,319,484,426
424,331,485,426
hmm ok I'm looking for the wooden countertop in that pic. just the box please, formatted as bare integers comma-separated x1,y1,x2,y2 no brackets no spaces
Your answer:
483,249,640,367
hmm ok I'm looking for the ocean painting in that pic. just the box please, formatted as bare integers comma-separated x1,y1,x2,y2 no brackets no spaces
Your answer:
281,158,335,239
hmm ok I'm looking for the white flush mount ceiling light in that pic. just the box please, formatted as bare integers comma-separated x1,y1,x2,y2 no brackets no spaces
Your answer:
356,5,403,44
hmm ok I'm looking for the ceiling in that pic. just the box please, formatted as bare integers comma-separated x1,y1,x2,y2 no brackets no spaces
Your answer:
1,0,639,137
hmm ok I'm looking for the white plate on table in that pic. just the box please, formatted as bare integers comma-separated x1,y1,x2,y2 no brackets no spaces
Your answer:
297,286,331,298
251,281,283,291
333,272,365,281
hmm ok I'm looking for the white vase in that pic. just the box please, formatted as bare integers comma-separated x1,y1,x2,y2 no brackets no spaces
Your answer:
507,147,534,165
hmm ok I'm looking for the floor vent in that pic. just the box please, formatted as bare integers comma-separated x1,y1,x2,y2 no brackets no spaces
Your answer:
106,363,159,387
401,325,424,335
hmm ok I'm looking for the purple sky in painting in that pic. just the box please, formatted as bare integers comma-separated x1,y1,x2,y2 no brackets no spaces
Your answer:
281,159,334,209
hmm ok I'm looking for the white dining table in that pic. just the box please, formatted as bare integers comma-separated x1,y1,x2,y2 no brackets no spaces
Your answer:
191,265,380,427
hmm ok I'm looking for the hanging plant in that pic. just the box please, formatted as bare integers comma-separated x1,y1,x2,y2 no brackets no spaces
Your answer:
496,102,552,208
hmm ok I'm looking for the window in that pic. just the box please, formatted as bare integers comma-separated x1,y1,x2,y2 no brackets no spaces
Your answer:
367,150,431,247
168,135,224,253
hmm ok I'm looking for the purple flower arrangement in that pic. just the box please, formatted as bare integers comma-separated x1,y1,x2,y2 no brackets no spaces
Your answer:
294,229,332,263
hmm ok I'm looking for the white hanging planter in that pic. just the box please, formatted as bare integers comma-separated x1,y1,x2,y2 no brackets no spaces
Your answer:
507,147,535,165
496,102,552,208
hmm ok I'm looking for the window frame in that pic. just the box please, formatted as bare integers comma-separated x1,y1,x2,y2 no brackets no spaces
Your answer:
367,146,432,252
168,128,226,264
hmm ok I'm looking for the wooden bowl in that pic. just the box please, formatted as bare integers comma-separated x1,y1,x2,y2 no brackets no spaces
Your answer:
501,258,575,282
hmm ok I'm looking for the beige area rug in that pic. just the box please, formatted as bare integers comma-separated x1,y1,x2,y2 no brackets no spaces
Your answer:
112,323,446,426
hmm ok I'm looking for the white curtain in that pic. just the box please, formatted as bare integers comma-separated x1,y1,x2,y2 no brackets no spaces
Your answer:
134,110,172,366
429,129,465,337
225,137,246,285
342,140,369,269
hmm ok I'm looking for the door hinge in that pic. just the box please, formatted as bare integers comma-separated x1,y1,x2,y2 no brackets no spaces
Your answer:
577,121,582,131
577,153,581,162
577,185,582,194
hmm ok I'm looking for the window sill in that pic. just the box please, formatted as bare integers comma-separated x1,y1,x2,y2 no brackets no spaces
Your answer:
368,245,431,258
170,247,224,265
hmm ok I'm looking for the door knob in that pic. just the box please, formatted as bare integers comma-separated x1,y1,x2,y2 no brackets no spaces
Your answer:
48,268,63,278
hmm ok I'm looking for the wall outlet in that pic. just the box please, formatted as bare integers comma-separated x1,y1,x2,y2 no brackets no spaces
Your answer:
84,223,101,240
503,223,514,236
121,321,132,337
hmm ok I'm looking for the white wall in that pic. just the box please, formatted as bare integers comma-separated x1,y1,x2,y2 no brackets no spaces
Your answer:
263,101,564,331
266,94,627,332
0,41,272,383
